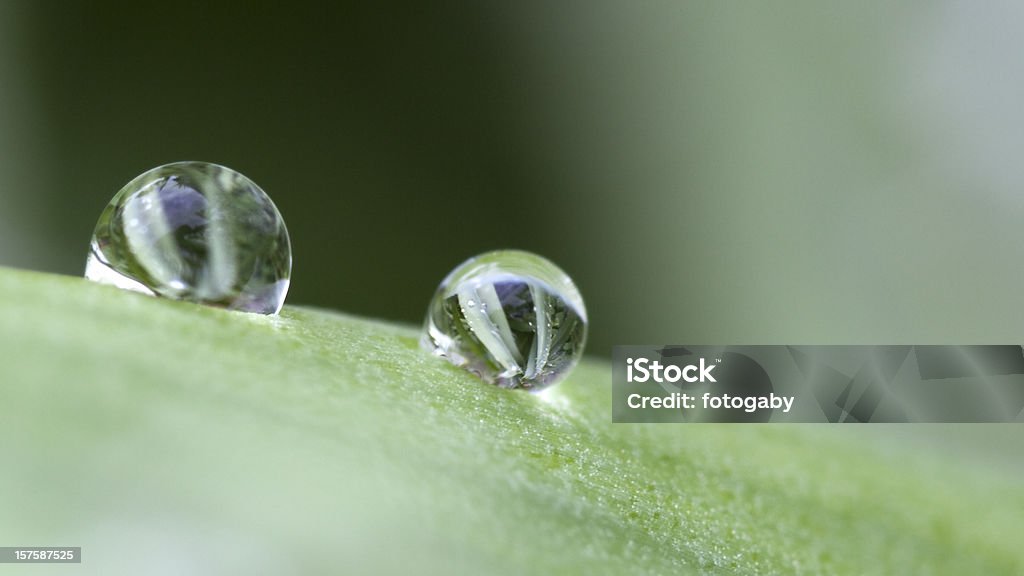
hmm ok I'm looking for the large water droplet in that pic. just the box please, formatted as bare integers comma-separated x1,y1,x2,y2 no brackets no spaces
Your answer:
421,250,587,391
85,161,291,314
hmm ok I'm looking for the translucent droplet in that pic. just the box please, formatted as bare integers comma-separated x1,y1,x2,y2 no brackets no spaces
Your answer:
85,161,291,314
421,250,588,391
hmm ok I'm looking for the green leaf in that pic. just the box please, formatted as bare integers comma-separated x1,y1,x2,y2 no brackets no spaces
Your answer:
0,267,1021,574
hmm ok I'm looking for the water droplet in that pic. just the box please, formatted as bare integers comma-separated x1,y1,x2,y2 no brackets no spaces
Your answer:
421,250,587,391
85,161,292,314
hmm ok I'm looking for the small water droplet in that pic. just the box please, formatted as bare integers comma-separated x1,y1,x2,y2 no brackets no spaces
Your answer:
421,250,587,391
84,161,292,314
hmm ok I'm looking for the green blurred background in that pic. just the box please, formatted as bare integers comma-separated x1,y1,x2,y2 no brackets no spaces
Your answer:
3,1,1024,355
2,3,1024,568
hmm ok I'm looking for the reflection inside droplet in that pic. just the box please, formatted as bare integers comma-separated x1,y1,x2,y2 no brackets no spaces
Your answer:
421,250,587,391
84,161,292,314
